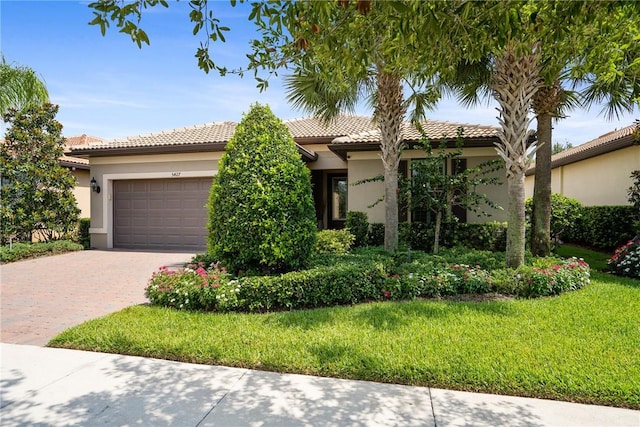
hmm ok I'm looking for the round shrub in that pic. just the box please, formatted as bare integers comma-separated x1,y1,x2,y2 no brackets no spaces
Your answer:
207,104,317,274
315,229,355,255
526,193,582,243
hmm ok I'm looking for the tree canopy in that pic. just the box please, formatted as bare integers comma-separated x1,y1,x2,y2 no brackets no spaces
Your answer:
1,104,80,243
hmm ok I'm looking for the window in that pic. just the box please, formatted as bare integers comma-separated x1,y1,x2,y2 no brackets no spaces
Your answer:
331,177,348,220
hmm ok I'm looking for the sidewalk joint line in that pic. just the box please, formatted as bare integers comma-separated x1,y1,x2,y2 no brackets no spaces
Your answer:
195,369,249,427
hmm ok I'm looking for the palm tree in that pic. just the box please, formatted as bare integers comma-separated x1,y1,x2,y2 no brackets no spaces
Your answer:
445,2,638,261
281,1,442,252
0,55,49,117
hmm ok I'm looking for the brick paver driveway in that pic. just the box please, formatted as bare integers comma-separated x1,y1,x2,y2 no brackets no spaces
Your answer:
1,250,194,346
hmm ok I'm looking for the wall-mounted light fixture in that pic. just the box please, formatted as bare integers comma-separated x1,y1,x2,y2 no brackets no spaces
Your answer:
90,177,101,194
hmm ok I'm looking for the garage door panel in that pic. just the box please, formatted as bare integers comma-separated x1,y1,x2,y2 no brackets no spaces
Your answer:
114,178,212,250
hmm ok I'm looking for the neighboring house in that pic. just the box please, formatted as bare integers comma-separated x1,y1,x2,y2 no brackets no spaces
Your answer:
70,116,508,251
524,124,639,206
63,134,103,218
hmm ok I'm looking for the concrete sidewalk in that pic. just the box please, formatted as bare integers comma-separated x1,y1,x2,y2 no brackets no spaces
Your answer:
1,344,638,426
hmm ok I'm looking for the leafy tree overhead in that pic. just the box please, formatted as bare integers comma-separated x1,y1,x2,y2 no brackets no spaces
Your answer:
207,103,316,274
1,104,80,243
0,55,49,116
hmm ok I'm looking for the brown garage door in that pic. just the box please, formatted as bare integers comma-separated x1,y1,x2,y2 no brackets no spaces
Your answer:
113,178,213,251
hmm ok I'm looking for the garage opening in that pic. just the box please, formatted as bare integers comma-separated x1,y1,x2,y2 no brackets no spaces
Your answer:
113,178,213,251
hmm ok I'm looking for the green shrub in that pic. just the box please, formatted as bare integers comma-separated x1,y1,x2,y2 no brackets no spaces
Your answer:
371,221,508,253
565,206,636,250
456,222,508,252
0,240,83,263
526,193,582,245
235,260,388,312
145,248,591,313
207,104,317,274
315,229,355,255
437,246,506,271
77,218,91,249
367,223,385,246
345,211,369,247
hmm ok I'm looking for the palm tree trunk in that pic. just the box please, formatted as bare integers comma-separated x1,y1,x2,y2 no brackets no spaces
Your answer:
376,67,406,252
506,172,526,267
491,42,540,268
531,111,553,256
531,81,562,257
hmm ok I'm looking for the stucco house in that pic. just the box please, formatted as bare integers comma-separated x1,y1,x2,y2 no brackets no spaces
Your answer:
69,116,508,251
524,123,639,206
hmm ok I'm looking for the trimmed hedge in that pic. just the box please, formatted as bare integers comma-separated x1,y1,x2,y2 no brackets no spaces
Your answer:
1,240,83,263
146,248,591,313
367,221,508,252
565,206,636,250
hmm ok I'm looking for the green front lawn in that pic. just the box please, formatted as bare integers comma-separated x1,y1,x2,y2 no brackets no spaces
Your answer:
50,265,640,409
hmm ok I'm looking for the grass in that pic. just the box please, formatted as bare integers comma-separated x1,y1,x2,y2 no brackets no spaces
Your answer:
50,249,640,409
554,243,612,272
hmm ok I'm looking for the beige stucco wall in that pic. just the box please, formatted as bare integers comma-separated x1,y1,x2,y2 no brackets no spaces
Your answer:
304,144,348,170
347,148,508,224
524,145,638,206
88,152,221,249
71,169,91,218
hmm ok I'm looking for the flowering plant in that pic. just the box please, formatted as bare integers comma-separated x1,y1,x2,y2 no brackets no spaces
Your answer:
518,257,590,297
608,240,640,279
145,262,231,310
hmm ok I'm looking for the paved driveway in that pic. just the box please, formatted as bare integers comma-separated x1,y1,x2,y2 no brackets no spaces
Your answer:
1,250,194,346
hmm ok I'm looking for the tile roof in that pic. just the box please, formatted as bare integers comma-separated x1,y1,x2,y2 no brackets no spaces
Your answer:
69,115,499,154
65,134,104,146
525,123,638,174
284,115,376,139
332,120,500,144
71,122,237,150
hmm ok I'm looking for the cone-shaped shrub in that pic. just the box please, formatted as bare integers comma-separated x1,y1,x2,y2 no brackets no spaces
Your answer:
207,103,316,274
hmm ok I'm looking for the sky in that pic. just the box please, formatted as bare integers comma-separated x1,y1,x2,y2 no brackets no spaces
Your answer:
1,0,638,146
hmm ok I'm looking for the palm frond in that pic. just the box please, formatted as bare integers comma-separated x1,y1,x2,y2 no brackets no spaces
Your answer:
284,70,363,124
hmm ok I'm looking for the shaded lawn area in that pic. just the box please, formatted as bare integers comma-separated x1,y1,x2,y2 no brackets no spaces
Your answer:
50,270,640,409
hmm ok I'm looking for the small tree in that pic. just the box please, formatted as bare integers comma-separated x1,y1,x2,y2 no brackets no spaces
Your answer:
406,130,503,254
207,103,316,274
1,103,80,243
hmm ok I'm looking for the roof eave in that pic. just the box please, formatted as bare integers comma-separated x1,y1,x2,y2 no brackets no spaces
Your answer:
59,160,90,170
525,134,636,175
328,137,501,160
69,142,229,158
